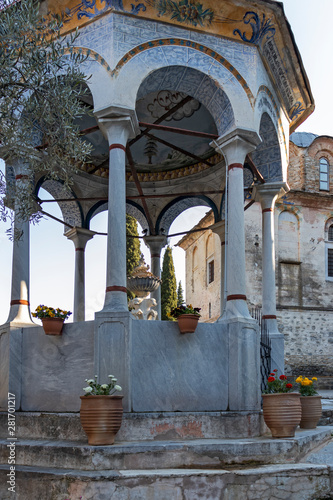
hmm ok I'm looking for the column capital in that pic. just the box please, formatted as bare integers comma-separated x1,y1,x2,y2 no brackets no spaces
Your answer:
143,235,168,255
210,220,225,242
210,127,261,166
65,227,95,250
94,105,140,144
252,182,290,211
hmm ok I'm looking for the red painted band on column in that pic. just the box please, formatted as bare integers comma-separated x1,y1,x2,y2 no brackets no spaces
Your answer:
106,286,127,293
262,314,277,320
109,144,126,153
262,208,273,213
151,253,160,258
226,294,247,301
75,248,85,252
228,163,243,171
15,175,29,180
10,300,30,306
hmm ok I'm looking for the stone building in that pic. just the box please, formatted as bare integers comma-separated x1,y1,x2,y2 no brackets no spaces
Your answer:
178,131,333,381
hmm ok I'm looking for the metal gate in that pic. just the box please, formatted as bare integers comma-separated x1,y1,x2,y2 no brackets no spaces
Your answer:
251,307,272,393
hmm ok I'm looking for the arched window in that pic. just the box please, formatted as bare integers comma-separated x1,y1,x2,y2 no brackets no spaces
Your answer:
319,157,329,191
326,221,333,280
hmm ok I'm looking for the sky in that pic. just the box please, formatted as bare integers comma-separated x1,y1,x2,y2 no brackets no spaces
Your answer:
1,0,332,324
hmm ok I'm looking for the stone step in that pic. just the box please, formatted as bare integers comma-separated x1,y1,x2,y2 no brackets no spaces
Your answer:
0,410,264,442
0,462,332,500
0,428,331,472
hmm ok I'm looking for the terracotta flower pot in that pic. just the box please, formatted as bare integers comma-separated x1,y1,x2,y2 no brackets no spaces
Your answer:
41,318,64,335
300,396,322,429
262,393,301,438
80,395,123,445
177,314,200,334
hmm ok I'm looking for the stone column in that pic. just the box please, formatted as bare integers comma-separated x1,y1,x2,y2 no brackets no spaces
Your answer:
95,106,140,313
93,106,139,413
212,128,261,320
66,227,95,322
143,235,167,319
6,167,34,325
210,221,226,316
252,182,289,373
211,129,262,411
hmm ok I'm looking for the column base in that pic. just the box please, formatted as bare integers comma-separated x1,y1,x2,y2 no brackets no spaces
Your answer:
94,310,132,412
226,317,261,411
217,299,252,322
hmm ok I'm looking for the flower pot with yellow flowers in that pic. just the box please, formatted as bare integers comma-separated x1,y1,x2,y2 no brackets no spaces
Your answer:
32,305,72,335
80,375,123,445
169,304,201,334
262,370,301,438
295,375,322,429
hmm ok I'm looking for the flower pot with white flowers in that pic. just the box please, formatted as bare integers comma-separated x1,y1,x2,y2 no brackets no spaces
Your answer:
80,375,123,445
262,370,301,438
295,375,322,429
32,305,72,335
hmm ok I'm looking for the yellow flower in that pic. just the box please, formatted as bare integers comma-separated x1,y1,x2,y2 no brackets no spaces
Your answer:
312,377,317,381
295,376,303,383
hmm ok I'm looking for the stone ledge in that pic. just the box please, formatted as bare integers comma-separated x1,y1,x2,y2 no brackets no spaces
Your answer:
0,410,264,441
0,428,331,472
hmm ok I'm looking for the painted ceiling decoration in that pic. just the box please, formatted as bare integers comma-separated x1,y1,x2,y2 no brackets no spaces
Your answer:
55,0,312,129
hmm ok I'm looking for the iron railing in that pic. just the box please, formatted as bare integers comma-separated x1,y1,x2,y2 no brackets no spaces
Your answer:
251,307,272,393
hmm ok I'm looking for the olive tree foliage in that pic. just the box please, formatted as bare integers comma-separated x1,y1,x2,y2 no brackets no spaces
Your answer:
0,0,92,224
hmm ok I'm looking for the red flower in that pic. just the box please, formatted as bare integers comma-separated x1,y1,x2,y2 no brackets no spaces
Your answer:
286,383,293,389
279,375,287,380
267,376,275,383
273,369,278,372
269,373,275,376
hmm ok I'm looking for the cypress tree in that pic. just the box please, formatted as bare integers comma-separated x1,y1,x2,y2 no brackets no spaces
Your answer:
177,280,185,307
161,246,177,320
126,214,141,276
126,214,141,301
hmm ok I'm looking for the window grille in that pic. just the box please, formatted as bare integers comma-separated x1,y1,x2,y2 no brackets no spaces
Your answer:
328,249,333,278
328,225,333,241
208,260,214,284
319,157,329,191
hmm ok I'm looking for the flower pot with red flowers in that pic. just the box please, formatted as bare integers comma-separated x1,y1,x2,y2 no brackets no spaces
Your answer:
295,375,322,429
262,370,301,438
169,304,201,334
32,305,72,335
80,374,123,445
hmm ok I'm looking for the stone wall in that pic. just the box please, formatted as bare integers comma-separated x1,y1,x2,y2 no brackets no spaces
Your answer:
278,309,333,377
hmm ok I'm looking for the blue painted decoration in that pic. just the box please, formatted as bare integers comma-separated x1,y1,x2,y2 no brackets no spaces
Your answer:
289,102,305,120
233,11,275,44
65,0,124,21
130,2,146,14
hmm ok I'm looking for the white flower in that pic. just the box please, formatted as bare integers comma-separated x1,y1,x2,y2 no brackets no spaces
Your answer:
108,374,114,378
86,379,94,384
112,378,117,382
83,387,93,393
114,385,122,392
101,384,108,389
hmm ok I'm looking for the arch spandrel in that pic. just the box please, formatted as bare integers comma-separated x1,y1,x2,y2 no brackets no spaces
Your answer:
36,179,83,231
155,196,218,236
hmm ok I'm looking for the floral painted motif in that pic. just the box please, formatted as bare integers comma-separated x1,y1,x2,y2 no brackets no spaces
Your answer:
152,0,214,27
289,101,305,120
233,11,275,45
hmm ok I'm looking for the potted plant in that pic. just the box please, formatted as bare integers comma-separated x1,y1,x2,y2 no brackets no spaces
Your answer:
80,374,123,445
32,305,72,335
295,375,322,429
169,304,201,333
262,369,301,438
